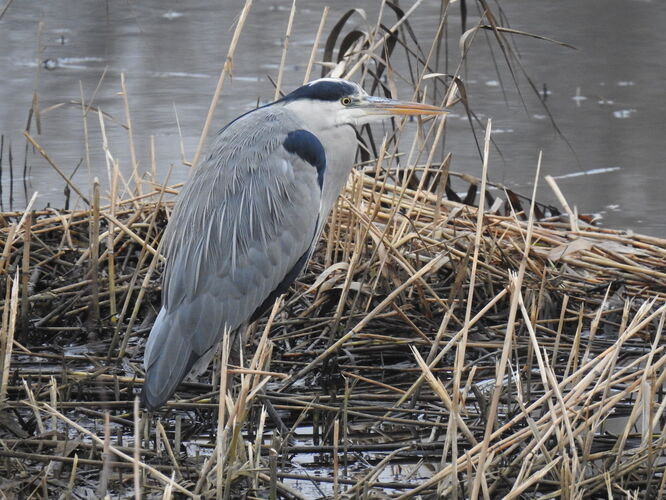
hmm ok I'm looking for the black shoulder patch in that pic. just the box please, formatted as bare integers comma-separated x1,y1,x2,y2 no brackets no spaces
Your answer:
282,80,356,102
283,130,326,188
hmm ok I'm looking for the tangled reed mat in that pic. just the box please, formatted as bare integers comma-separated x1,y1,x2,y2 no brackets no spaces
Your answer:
2,1,666,497
1,155,666,498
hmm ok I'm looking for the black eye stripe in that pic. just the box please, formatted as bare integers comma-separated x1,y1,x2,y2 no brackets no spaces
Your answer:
281,80,356,102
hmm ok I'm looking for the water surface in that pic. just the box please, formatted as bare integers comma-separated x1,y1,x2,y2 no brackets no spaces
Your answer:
0,0,664,235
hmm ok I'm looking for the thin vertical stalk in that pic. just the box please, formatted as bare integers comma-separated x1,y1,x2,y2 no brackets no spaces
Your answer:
274,0,297,100
0,271,19,402
303,7,329,84
121,73,141,196
89,178,100,329
192,0,253,169
19,210,32,340
134,397,142,500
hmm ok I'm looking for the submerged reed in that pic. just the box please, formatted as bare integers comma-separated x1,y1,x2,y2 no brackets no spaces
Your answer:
1,1,665,499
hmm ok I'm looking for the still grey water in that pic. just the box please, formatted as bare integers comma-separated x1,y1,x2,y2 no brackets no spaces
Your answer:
1,0,664,235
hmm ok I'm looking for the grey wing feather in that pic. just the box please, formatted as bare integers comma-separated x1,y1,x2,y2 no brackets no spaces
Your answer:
142,108,322,410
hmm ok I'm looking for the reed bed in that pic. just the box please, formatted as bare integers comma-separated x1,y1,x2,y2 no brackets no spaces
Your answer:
2,1,666,498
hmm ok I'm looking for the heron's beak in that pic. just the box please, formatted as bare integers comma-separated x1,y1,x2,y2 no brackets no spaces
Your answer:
358,96,446,117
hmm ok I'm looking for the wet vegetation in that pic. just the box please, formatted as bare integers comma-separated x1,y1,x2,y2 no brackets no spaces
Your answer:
1,1,666,498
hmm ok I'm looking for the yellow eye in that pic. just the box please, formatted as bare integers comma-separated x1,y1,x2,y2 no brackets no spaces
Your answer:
340,97,352,106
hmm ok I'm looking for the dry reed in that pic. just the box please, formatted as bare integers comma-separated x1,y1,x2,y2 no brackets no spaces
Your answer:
1,2,665,499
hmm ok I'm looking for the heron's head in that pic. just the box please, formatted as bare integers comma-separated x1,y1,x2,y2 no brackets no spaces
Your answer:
280,78,445,129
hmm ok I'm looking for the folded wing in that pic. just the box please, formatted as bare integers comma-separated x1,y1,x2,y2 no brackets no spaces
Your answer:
142,107,324,410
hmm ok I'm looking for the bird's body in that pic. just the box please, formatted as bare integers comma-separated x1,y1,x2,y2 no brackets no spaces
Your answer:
142,79,443,410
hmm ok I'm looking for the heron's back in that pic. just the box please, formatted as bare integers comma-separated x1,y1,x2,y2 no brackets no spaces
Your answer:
142,105,354,410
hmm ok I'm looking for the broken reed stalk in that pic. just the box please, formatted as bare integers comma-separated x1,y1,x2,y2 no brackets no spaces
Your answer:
19,210,31,340
546,174,579,232
216,333,230,499
333,418,340,497
134,397,142,500
252,406,268,492
97,411,112,497
2,2,666,498
89,179,100,329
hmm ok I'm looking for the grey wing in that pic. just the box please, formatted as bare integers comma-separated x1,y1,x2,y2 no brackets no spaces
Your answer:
142,109,321,410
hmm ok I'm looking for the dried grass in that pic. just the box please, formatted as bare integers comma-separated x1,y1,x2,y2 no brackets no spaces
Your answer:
1,2,665,499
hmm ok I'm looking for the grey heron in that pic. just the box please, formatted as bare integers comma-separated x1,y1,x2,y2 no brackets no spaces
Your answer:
141,78,444,411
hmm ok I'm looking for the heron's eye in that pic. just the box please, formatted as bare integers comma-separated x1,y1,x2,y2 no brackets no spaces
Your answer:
340,97,352,106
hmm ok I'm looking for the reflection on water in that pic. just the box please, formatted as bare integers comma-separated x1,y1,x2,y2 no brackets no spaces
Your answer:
0,0,664,236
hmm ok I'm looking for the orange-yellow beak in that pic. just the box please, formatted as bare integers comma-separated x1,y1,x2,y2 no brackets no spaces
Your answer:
358,96,446,117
